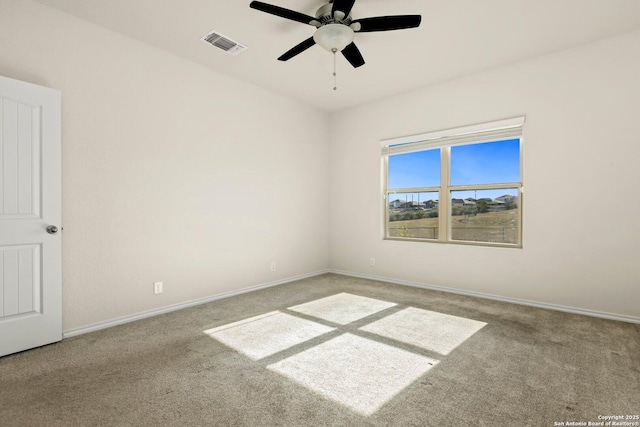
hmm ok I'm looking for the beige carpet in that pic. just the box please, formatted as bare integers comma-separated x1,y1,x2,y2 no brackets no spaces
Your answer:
1,273,638,426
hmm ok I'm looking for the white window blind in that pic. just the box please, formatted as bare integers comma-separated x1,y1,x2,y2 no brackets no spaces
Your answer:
382,117,525,156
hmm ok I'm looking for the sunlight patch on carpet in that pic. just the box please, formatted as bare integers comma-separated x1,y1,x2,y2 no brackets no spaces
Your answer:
360,307,487,355
288,293,397,325
204,311,334,360
267,333,438,416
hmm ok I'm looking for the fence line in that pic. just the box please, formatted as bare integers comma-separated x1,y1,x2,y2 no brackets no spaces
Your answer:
389,226,517,243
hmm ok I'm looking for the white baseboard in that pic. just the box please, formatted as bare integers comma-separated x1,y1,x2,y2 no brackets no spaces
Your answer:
63,268,638,338
62,269,330,338
329,269,640,324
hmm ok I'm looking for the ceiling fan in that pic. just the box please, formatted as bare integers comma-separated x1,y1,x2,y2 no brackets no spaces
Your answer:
249,0,422,68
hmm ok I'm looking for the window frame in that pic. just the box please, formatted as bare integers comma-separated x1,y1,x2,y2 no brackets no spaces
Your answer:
382,117,525,248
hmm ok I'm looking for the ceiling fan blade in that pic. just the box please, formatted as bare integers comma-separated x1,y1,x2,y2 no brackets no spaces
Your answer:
352,15,422,32
250,1,317,25
331,0,356,18
278,37,316,61
341,42,365,68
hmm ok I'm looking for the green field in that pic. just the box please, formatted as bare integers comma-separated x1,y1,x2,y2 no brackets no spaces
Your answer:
388,210,519,244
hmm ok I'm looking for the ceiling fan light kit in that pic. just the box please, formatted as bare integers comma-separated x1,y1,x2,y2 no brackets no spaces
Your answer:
249,0,421,89
313,24,354,52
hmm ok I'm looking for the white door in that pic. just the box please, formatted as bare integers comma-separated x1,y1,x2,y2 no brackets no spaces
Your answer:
0,75,61,357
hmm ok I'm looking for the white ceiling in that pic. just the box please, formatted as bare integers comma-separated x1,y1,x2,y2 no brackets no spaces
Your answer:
34,0,640,112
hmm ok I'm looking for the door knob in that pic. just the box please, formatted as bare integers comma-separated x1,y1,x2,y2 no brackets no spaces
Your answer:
46,225,58,234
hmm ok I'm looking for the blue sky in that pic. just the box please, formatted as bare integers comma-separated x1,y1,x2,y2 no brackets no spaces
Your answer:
388,139,520,202
389,148,441,188
389,139,520,189
450,139,520,185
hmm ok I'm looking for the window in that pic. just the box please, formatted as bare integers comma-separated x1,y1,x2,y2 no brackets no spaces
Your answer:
382,117,524,247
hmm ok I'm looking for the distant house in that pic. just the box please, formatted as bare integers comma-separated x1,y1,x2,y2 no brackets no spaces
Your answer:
496,194,517,203
389,199,405,209
487,199,506,212
424,200,438,209
463,198,476,206
451,198,464,208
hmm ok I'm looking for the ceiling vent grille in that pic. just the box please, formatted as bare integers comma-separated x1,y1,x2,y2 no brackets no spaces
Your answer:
201,30,248,56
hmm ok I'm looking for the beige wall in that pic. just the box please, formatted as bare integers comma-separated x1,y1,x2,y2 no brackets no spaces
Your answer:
0,1,330,330
329,30,640,319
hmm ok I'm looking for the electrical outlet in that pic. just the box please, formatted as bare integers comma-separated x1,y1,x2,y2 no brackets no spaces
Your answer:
369,258,376,267
270,261,276,272
154,281,163,294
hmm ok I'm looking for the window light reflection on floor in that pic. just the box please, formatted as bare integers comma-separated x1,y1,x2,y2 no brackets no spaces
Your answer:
267,333,438,416
288,292,397,325
203,292,487,416
203,311,334,360
360,307,487,355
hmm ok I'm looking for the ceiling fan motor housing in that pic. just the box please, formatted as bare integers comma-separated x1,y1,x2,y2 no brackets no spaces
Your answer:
315,3,352,25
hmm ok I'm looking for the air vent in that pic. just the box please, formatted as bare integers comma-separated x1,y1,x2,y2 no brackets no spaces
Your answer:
201,30,248,56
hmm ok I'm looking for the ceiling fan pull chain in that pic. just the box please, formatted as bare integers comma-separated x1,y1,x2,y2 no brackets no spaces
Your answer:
332,48,338,90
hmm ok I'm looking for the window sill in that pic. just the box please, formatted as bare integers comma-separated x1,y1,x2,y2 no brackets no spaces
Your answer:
383,236,522,249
